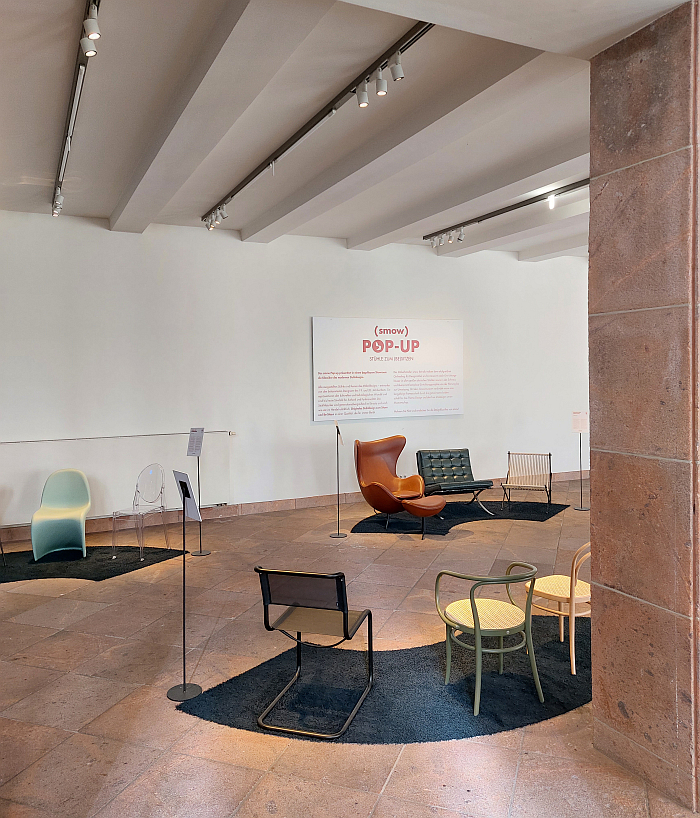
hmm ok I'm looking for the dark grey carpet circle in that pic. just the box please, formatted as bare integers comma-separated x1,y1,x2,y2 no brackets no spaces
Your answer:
179,615,591,743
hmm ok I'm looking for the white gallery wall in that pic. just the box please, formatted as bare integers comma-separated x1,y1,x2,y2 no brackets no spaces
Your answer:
0,209,589,525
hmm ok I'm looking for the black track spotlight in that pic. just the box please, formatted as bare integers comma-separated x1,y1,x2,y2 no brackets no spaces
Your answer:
83,3,100,40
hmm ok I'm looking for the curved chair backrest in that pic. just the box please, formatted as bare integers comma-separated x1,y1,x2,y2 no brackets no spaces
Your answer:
571,542,591,596
41,469,90,508
354,436,405,491
134,463,166,507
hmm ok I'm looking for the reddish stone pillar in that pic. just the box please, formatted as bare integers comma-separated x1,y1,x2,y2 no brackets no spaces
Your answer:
589,2,699,808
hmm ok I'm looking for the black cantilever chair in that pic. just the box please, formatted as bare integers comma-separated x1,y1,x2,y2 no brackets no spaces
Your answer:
254,567,373,740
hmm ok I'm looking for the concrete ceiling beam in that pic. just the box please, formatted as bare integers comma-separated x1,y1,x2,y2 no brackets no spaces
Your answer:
518,233,588,262
239,44,555,243
109,0,334,233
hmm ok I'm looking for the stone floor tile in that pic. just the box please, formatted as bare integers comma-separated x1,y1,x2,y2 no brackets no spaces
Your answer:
371,796,466,818
375,610,445,646
383,739,519,816
4,578,93,598
235,771,378,818
8,631,121,672
0,718,71,785
92,752,262,818
73,639,193,686
0,624,58,659
130,612,227,649
80,685,197,750
0,662,62,711
9,598,109,629
521,704,598,762
0,799,56,817
354,564,427,587
0,734,159,818
272,740,402,793
173,722,289,771
344,581,412,610
510,752,648,818
66,600,168,638
2,672,135,732
0,593,51,622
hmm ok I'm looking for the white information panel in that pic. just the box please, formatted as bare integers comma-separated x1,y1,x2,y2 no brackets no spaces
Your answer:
312,317,463,421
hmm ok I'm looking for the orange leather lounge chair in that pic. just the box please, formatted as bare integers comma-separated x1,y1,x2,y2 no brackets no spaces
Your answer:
354,436,424,529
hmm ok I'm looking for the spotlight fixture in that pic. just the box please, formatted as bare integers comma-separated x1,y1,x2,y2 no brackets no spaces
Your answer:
375,68,387,96
80,36,97,57
214,208,221,225
389,52,404,81
447,231,454,244
83,3,100,39
52,191,64,217
439,234,445,246
547,193,556,209
220,204,228,219
356,79,369,108
458,227,464,242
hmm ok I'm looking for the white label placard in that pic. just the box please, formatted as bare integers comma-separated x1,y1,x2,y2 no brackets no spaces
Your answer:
312,317,463,421
572,411,589,434
187,427,204,457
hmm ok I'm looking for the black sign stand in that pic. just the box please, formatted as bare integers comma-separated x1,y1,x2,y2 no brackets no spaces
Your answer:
192,455,210,556
574,432,590,512
167,478,203,702
330,423,347,539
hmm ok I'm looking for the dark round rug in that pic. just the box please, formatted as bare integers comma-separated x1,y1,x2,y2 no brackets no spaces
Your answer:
179,615,590,743
0,545,180,584
351,501,568,536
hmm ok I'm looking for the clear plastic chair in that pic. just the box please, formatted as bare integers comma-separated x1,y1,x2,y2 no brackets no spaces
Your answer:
112,463,170,561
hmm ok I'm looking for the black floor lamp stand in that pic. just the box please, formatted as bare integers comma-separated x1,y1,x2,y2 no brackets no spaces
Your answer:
330,423,347,539
574,431,590,512
191,455,210,556
167,481,202,702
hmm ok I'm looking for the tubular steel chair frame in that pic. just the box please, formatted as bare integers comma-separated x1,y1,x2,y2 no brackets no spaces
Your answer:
255,567,373,740
501,452,552,509
526,542,591,675
435,562,544,715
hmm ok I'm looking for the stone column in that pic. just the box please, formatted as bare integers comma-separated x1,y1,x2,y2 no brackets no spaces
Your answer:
589,2,699,808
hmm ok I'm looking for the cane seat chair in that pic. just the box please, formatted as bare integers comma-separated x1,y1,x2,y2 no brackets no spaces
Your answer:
255,567,373,740
112,463,171,561
501,452,552,508
525,542,591,674
354,436,424,529
435,562,544,715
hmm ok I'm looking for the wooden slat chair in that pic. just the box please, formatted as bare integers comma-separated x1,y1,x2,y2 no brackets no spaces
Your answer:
501,452,552,508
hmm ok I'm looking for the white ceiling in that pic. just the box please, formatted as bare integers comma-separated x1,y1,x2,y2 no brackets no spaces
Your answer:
0,0,681,259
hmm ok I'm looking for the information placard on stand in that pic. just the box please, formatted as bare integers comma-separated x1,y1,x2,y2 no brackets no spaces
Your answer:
167,470,202,702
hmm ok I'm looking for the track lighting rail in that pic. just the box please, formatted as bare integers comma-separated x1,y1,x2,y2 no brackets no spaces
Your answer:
201,20,433,228
423,177,590,246
52,0,102,216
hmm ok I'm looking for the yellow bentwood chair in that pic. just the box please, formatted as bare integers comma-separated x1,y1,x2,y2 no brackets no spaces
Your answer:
525,542,591,675
435,562,544,715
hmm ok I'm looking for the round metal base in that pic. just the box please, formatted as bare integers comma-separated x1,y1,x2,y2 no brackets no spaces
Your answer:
167,683,202,702
330,532,348,539
574,506,590,512
191,550,211,556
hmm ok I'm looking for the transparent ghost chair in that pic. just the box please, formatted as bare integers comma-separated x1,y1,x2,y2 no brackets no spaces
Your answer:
112,463,171,560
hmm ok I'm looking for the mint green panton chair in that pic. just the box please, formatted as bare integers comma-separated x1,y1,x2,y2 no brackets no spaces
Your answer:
31,470,91,561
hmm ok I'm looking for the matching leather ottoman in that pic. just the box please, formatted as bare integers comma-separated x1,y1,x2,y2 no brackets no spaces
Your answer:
401,495,446,539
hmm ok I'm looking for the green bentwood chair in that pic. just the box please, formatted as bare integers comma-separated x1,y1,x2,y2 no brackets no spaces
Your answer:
435,562,544,715
255,567,373,740
31,470,91,561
